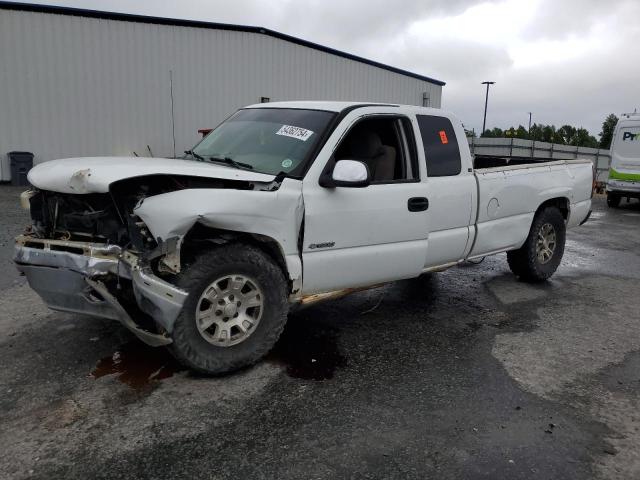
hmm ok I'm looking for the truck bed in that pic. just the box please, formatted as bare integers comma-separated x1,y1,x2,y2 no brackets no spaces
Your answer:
468,159,594,258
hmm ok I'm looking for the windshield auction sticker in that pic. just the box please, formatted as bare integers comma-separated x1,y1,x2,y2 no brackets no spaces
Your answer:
276,125,314,141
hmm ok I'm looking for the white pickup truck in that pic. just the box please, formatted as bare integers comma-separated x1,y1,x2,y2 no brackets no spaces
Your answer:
15,102,594,374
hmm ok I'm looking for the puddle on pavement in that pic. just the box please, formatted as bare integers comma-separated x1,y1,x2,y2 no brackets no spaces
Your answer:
91,341,185,392
467,317,511,332
267,319,347,381
92,320,346,386
467,320,483,332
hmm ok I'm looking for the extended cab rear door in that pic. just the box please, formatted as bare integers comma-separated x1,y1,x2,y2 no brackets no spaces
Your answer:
301,107,430,295
415,113,476,267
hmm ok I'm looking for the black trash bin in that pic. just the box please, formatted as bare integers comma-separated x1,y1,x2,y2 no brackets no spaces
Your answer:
8,151,34,187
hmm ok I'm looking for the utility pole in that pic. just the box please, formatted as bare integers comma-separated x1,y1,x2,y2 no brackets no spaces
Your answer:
481,81,495,136
528,112,532,136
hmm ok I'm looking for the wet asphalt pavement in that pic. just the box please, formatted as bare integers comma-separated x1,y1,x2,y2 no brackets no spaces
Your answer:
1,186,640,479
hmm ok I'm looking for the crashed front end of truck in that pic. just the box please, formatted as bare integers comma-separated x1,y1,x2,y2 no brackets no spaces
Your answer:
13,105,340,374
13,169,299,347
13,178,204,346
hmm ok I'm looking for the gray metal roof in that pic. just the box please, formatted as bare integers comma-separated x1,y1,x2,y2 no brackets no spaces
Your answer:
0,1,445,86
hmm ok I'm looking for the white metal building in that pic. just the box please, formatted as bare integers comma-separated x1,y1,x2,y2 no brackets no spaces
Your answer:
0,2,444,179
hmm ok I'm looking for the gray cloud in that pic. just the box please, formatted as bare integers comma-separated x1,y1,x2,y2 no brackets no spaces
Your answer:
447,43,640,136
521,0,634,40
272,0,479,50
388,37,513,82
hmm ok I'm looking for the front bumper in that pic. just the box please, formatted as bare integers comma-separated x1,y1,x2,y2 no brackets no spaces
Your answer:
14,235,188,346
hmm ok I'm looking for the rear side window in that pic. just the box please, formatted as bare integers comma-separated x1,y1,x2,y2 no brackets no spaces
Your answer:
416,115,461,176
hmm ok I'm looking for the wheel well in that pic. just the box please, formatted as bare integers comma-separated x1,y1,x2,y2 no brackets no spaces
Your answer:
536,197,569,220
181,223,290,284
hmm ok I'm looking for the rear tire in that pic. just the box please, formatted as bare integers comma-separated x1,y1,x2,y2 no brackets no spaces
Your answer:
507,207,566,282
607,193,621,208
168,244,289,375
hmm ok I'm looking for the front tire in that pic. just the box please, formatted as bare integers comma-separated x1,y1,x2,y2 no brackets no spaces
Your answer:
607,193,621,208
169,244,288,375
507,207,566,282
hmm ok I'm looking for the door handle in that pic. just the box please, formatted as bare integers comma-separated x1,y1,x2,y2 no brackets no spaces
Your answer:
408,197,429,212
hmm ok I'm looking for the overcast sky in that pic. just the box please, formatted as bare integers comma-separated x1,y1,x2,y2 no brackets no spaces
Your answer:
28,0,640,137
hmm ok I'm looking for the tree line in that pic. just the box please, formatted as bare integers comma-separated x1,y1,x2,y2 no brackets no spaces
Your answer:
471,114,619,149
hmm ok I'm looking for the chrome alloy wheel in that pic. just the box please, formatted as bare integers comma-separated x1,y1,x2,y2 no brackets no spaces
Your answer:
195,275,263,347
536,223,557,264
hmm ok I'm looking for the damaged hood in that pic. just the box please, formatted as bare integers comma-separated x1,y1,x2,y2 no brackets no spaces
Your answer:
27,156,276,194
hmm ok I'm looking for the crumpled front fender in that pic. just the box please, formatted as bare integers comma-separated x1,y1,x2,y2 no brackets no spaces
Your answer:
134,179,304,291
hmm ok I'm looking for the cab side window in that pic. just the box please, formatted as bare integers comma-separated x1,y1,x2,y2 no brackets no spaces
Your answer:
334,116,418,183
416,115,461,177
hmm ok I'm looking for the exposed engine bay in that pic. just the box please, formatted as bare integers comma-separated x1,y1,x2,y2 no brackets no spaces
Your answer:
27,175,256,250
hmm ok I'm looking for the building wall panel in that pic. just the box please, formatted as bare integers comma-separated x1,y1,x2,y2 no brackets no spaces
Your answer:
0,9,442,177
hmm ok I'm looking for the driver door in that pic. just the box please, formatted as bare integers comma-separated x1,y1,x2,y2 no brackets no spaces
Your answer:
301,111,430,294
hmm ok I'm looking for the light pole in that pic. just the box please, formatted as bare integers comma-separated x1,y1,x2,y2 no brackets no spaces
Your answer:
481,81,495,136
528,112,532,135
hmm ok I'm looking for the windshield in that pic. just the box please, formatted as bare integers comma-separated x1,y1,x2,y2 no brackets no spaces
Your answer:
191,108,336,177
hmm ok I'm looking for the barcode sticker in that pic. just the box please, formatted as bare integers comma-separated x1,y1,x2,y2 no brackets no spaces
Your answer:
276,125,314,142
